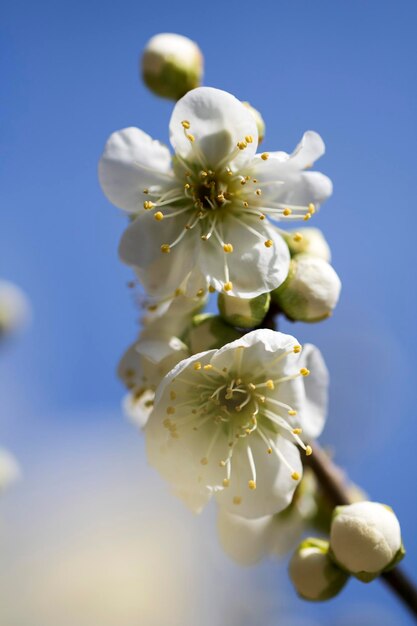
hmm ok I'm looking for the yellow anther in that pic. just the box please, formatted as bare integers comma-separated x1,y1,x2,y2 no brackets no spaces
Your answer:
223,243,234,253
160,244,171,254
288,410,298,417
224,281,233,292
193,362,202,370
170,391,177,401
265,379,275,390
237,141,247,150
248,480,257,490
291,472,300,481
233,496,242,505
292,428,302,435
203,364,213,371
154,211,164,221
244,135,253,144
283,208,292,216
261,152,269,160
174,288,183,296
200,457,208,465
223,478,230,487
240,178,247,185
259,213,265,220
243,201,249,208
253,178,258,183
267,447,272,454
143,201,155,210
184,183,191,190
248,383,256,391
264,239,273,248
306,445,313,456
304,213,312,221
300,367,310,376
196,288,205,297
163,418,172,428
200,170,208,178
181,120,191,129
166,406,175,415
147,304,157,312
255,188,262,196
293,232,303,242
217,193,225,203
293,345,302,353
208,285,216,293
186,133,195,142
308,203,316,214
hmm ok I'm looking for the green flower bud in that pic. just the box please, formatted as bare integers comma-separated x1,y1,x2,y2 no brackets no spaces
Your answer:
242,102,265,143
289,538,348,601
283,228,331,262
271,254,341,323
218,292,270,329
188,314,241,354
329,502,405,582
141,33,203,101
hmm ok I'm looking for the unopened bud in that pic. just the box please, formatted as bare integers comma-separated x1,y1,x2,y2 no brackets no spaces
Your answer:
141,33,203,101
289,538,348,601
284,228,331,262
329,502,404,582
272,254,341,322
188,314,240,353
242,102,265,143
218,292,270,329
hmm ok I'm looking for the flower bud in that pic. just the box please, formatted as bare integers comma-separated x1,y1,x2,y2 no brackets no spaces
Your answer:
329,502,404,582
0,280,30,338
141,33,203,101
218,292,270,329
242,102,265,143
284,228,331,262
271,254,341,322
289,538,348,601
188,314,240,354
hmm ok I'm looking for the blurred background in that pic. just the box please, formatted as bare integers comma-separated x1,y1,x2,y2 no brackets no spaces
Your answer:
1,0,416,623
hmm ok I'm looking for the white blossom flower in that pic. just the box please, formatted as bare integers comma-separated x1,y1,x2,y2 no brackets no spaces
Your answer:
99,87,332,299
0,449,20,492
118,294,202,427
217,471,317,565
145,329,328,518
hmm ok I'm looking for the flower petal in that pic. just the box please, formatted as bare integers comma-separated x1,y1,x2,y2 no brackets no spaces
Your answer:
215,436,302,519
217,509,273,565
119,209,199,298
198,217,290,297
297,344,329,439
98,127,174,212
286,131,326,170
123,390,154,429
170,87,257,169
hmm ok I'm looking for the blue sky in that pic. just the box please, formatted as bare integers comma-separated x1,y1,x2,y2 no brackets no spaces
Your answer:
1,0,417,623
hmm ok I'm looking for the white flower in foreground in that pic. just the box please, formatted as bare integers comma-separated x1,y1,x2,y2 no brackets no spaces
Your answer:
329,501,404,582
217,472,317,565
289,538,348,601
145,329,328,518
0,449,20,492
0,280,30,338
99,87,332,299
141,33,203,101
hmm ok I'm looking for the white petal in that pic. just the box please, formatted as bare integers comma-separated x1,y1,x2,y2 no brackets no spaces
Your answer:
217,509,273,565
123,390,154,429
287,131,326,169
98,127,174,212
269,508,306,557
119,209,199,298
215,436,302,519
198,217,290,297
297,344,329,439
170,87,258,168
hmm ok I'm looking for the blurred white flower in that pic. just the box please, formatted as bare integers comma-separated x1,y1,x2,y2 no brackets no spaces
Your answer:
99,87,332,299
0,280,30,338
0,448,20,492
146,329,328,518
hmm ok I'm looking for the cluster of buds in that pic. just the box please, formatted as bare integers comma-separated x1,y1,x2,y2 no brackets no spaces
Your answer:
289,502,404,601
